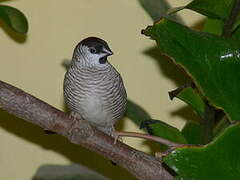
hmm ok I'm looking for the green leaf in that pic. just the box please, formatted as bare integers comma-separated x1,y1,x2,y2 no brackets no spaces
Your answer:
163,123,240,180
142,18,240,121
0,5,28,34
169,86,205,118
138,0,183,23
125,99,151,126
203,19,223,35
168,0,233,21
213,117,231,137
33,164,107,180
140,119,187,144
183,0,240,37
181,122,202,144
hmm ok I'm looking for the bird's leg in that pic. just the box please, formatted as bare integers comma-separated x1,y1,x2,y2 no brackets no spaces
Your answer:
113,132,118,144
96,125,122,144
68,111,84,130
113,131,122,144
110,126,123,144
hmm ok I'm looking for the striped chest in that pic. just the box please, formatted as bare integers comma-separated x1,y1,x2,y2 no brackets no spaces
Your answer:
63,63,127,127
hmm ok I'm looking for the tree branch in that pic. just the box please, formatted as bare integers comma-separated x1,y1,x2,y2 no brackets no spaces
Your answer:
222,0,240,37
0,80,174,180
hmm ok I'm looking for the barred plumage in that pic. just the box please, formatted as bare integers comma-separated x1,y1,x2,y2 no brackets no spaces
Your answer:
63,37,127,136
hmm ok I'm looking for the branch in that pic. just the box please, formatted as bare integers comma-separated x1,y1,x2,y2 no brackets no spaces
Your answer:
0,80,174,180
222,0,240,37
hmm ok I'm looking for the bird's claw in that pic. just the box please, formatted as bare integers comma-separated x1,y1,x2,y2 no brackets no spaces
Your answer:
69,111,83,121
113,131,123,144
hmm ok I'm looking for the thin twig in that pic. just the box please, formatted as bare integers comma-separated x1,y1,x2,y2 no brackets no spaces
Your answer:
116,131,183,148
222,0,240,37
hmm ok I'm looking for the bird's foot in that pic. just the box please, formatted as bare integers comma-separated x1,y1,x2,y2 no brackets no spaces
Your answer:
106,126,123,144
69,111,83,121
68,112,84,140
112,131,123,144
97,125,122,144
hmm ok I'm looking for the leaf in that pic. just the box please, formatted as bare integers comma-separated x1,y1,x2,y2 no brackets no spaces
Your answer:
180,0,240,38
33,164,107,180
168,0,233,21
163,123,240,180
125,99,151,126
140,119,187,144
213,116,231,137
142,18,240,121
0,5,28,34
169,86,205,118
138,0,183,23
181,122,202,144
203,19,223,35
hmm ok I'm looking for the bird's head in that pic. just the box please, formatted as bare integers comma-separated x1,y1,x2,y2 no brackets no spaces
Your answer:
73,37,113,67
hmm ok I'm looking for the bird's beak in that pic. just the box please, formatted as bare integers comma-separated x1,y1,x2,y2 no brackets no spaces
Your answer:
103,48,113,56
99,48,113,64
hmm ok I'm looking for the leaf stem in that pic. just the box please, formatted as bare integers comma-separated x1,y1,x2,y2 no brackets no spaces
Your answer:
222,0,240,37
200,102,215,144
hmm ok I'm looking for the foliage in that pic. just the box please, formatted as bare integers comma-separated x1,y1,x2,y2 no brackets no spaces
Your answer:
0,4,28,34
164,123,240,180
125,99,151,126
125,0,240,179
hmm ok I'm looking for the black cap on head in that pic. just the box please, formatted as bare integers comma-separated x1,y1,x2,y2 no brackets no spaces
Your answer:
79,37,112,54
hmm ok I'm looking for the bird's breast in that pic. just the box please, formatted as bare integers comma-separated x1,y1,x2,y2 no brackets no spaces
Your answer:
64,64,127,127
81,93,109,126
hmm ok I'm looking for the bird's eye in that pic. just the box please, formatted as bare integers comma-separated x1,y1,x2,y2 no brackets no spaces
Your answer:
89,48,97,54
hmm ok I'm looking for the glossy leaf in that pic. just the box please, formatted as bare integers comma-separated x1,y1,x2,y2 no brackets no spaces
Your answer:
169,87,205,118
213,117,231,137
138,0,183,23
33,164,107,180
170,86,204,144
142,18,240,121
201,8,233,37
164,123,240,180
181,122,202,144
125,99,151,126
182,0,240,38
140,119,187,144
168,0,233,21
203,19,223,35
0,5,28,34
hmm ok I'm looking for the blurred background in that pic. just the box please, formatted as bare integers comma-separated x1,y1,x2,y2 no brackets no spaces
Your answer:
0,0,204,179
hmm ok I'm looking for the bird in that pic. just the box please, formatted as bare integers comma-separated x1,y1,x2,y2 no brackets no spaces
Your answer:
63,37,127,137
